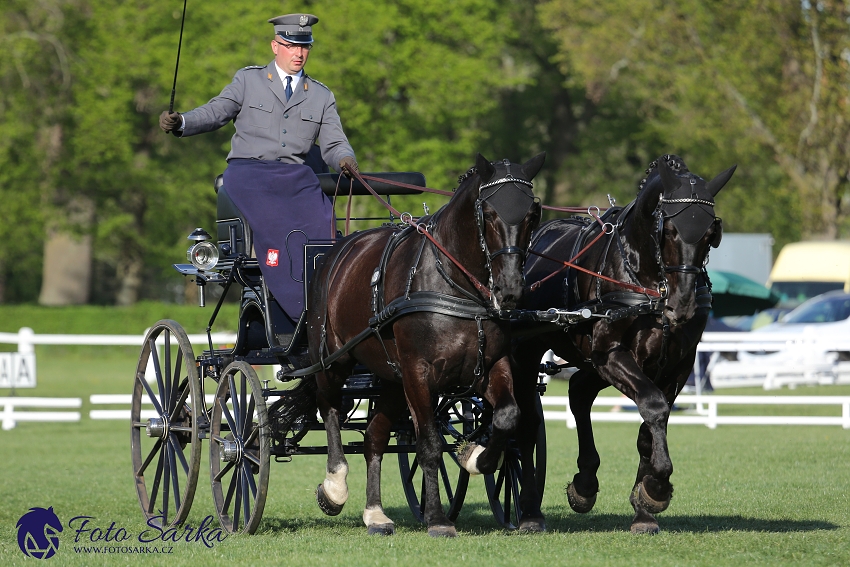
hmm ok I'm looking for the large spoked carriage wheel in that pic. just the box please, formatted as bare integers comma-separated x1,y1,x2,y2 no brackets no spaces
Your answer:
486,395,547,529
131,320,202,528
397,397,487,523
210,361,270,535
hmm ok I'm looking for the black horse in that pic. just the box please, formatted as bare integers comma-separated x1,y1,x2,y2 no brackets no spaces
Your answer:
305,153,544,537
512,155,734,534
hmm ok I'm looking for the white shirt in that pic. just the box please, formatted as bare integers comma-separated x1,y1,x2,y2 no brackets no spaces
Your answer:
274,63,303,93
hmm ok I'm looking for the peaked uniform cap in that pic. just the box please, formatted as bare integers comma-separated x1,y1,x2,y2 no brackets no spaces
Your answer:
268,14,318,44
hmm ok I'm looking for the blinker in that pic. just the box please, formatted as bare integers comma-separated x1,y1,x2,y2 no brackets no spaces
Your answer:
662,173,716,245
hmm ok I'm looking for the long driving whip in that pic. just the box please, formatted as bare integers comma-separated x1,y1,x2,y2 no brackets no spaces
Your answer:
168,0,189,113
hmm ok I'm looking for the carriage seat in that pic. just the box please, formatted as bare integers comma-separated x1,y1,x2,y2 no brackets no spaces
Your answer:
213,171,427,259
214,175,253,258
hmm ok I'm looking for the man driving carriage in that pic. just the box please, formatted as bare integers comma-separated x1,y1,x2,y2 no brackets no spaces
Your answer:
159,13,358,323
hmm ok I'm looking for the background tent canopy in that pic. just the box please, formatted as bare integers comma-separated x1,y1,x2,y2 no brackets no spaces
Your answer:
707,269,780,318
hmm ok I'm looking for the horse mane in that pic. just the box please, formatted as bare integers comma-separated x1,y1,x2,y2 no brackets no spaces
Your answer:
457,166,479,187
637,154,689,194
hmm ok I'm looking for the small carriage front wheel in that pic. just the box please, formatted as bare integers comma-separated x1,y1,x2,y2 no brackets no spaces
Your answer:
397,396,487,523
485,395,547,529
210,361,270,534
131,320,202,528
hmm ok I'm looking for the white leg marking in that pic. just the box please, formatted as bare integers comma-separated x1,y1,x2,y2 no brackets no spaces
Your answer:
463,445,486,475
363,506,394,527
323,465,349,505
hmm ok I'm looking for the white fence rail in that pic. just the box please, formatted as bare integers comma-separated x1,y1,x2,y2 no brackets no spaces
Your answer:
3,329,850,429
540,395,850,429
0,397,82,430
0,327,238,349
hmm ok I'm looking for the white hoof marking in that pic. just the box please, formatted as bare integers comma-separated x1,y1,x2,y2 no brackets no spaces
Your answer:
363,506,393,527
323,466,349,505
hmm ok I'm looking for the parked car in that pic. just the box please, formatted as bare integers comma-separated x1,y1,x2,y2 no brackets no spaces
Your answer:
756,290,850,334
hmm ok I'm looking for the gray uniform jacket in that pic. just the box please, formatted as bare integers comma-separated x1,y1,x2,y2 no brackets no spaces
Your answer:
180,61,355,168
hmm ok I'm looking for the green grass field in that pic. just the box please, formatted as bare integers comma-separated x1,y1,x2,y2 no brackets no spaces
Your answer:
1,346,849,566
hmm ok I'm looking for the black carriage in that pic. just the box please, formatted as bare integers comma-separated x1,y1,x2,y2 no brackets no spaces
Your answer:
130,170,548,534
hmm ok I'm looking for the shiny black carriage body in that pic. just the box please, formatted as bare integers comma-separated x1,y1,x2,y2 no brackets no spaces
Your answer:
131,171,545,535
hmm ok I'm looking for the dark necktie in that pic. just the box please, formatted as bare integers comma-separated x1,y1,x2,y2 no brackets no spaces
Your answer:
285,76,293,102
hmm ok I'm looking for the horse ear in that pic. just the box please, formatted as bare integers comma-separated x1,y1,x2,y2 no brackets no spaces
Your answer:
706,165,736,197
475,153,495,181
521,152,546,180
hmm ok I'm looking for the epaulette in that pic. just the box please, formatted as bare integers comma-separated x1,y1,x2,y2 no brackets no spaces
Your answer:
242,65,265,70
306,75,331,92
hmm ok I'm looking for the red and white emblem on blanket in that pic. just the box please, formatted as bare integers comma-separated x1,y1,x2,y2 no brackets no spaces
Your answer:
266,249,280,267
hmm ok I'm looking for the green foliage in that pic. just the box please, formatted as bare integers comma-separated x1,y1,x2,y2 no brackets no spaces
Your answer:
1,0,846,303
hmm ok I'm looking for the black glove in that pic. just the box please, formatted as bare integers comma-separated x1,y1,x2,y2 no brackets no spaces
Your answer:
159,111,182,134
339,156,359,179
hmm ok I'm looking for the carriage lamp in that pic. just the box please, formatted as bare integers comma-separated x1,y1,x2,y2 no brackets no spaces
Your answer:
185,228,219,307
186,228,219,271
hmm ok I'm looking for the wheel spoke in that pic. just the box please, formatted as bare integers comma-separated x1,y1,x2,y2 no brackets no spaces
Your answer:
214,460,235,483
136,439,163,477
245,463,258,499
240,466,251,526
242,395,256,439
150,338,170,415
138,363,164,416
228,374,240,422
163,331,173,413
171,347,184,414
148,449,165,515
223,466,238,513
239,373,248,435
243,426,259,447
169,376,192,423
243,451,261,468
439,458,454,501
162,443,171,521
404,455,420,484
233,475,243,528
494,464,506,496
168,442,182,514
219,397,238,436
168,435,190,475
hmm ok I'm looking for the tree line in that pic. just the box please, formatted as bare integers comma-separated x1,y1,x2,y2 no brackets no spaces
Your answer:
1,0,847,304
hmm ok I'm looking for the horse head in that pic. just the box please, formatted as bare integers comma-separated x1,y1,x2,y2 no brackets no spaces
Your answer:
470,152,544,310
634,155,735,324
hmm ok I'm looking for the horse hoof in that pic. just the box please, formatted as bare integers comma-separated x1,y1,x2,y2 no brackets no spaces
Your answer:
316,484,344,516
367,523,395,536
566,482,597,514
518,517,546,533
428,525,457,538
630,520,660,535
634,482,670,515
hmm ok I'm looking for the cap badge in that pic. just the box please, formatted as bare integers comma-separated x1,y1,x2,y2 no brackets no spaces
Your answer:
299,15,308,26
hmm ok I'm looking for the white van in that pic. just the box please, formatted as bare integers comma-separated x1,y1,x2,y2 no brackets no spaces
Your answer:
767,241,850,306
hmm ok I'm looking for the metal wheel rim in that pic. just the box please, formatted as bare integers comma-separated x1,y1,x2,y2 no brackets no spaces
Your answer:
131,320,201,528
210,361,270,534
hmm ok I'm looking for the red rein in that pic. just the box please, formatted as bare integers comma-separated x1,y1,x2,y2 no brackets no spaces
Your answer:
335,169,655,301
